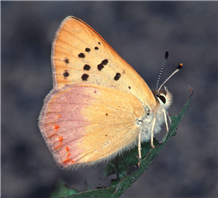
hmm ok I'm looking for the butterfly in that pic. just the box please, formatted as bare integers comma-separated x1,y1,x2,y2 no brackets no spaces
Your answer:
38,16,182,168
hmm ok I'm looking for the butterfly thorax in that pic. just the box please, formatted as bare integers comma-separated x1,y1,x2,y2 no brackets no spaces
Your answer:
137,86,172,143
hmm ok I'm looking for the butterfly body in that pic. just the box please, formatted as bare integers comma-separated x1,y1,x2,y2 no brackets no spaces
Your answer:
39,16,172,168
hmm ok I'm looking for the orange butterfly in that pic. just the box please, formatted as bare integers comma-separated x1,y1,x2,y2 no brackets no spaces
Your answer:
38,16,182,168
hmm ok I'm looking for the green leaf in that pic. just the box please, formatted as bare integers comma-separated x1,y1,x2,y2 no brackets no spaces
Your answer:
53,89,193,198
50,180,79,198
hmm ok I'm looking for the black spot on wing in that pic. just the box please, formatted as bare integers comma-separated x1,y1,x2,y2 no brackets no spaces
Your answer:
64,58,69,64
102,59,108,65
81,74,89,81
97,63,104,71
114,73,121,81
78,53,85,58
83,64,91,71
63,70,70,79
85,48,90,52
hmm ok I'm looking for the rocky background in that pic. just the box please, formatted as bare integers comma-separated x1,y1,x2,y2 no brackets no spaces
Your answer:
2,2,217,197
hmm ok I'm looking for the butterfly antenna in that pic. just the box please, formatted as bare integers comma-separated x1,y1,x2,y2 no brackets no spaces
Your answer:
157,63,183,93
156,51,169,91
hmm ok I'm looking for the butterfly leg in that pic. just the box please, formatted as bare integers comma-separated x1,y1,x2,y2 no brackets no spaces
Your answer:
150,118,156,148
167,112,172,124
162,109,169,133
160,109,170,144
137,131,143,167
138,131,142,159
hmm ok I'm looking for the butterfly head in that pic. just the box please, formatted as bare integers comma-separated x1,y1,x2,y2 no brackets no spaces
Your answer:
153,86,172,110
154,53,182,110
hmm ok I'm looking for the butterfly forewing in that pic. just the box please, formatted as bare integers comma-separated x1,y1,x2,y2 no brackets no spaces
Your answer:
52,16,156,108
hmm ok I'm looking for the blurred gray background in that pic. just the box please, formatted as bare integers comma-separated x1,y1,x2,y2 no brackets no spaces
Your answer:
2,2,217,198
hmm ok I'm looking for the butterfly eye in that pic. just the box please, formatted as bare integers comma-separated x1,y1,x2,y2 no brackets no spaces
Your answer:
157,95,166,104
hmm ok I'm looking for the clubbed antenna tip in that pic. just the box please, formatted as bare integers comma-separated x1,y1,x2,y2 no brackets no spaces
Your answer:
165,51,169,60
157,63,183,93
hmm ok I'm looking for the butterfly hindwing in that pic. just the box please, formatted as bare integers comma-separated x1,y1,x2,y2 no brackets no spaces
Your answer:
39,84,145,168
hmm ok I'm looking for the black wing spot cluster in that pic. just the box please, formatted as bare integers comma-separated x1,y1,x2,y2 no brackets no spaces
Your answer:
97,59,108,71
94,41,101,50
79,47,91,81
79,41,123,82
